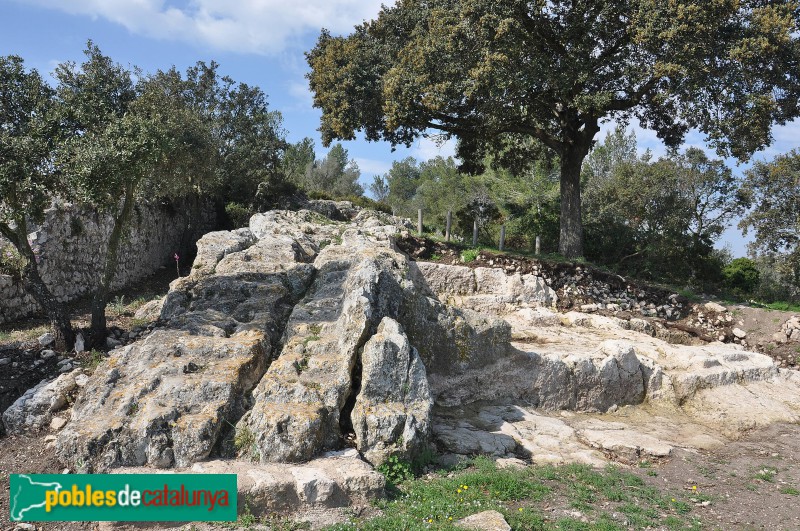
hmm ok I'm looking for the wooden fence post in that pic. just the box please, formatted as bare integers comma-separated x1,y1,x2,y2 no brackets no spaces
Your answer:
417,209,423,235
535,235,541,255
472,220,479,247
499,225,506,251
445,211,452,242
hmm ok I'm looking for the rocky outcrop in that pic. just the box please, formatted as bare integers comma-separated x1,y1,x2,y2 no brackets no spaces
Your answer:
188,452,384,514
412,262,557,313
352,318,431,466
51,206,489,471
2,371,79,433
55,213,322,470
237,228,410,463
112,450,385,517
3,201,797,523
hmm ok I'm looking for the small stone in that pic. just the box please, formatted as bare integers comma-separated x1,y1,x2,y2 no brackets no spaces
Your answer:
704,302,726,313
57,358,71,367
50,417,67,431
58,363,73,373
0,357,10,366
75,374,89,387
732,328,747,339
457,510,511,531
38,332,55,347
41,350,57,359
74,333,85,353
495,457,527,470
106,337,121,348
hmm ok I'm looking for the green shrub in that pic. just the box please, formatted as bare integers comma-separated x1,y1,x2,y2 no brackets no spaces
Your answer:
460,249,480,263
225,202,253,229
378,454,414,485
723,257,760,297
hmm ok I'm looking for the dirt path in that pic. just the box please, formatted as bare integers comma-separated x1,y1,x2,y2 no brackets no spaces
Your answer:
633,422,800,530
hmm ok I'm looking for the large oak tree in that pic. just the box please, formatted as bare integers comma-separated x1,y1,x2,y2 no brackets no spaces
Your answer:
307,0,800,257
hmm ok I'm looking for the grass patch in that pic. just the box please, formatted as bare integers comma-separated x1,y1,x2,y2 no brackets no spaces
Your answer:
460,249,480,263
326,457,703,531
762,301,800,312
780,486,800,496
677,288,702,302
109,295,127,317
234,425,259,461
0,324,50,345
754,466,777,482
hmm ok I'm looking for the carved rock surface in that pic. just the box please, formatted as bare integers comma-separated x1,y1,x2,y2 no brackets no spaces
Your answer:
238,229,409,462
352,317,432,465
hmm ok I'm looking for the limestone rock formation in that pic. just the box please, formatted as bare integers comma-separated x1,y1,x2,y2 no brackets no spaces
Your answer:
56,213,322,470
236,228,410,463
2,371,78,433
352,317,432,465
50,205,490,472
457,510,512,531
3,200,798,524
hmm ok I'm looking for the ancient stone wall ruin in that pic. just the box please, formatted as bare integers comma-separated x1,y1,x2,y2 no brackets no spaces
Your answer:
0,201,215,324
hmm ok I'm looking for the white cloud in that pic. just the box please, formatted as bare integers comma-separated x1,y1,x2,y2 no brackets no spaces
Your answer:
413,136,458,161
287,79,313,109
20,0,389,55
353,157,391,176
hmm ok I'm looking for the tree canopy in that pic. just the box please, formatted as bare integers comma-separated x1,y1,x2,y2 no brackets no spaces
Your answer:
739,150,800,298
0,55,74,349
307,0,800,257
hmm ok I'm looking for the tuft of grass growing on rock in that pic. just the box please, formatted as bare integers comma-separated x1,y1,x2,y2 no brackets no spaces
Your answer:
234,425,260,461
82,349,104,372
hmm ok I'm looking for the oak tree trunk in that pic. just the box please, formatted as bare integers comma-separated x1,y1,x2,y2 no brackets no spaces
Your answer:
90,184,136,344
557,124,598,260
558,153,584,259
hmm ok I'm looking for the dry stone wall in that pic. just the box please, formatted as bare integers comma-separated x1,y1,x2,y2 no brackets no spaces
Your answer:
0,201,215,324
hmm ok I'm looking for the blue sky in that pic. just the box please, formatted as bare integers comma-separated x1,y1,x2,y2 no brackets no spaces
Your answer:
2,0,798,257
